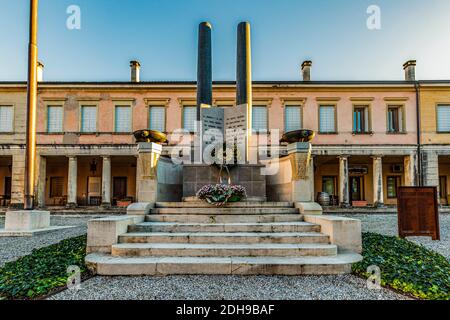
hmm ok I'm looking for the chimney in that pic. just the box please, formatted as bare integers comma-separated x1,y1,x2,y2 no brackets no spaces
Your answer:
37,61,44,82
403,60,416,81
130,60,141,82
301,60,312,81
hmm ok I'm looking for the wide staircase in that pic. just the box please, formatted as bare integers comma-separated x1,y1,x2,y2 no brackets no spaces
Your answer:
86,202,362,275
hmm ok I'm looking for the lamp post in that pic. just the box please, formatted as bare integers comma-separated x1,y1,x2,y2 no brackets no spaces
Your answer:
24,0,39,210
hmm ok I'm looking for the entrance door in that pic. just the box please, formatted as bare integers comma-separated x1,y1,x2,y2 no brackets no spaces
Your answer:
4,177,11,198
87,177,101,205
113,177,127,201
349,176,363,202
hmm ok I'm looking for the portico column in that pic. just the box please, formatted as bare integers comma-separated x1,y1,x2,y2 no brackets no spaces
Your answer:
67,156,77,207
36,156,46,208
404,152,418,186
101,156,111,207
339,155,350,207
372,156,384,207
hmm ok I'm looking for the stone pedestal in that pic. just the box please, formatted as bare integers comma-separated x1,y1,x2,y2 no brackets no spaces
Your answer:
0,210,74,237
136,142,162,203
182,164,266,200
288,142,322,215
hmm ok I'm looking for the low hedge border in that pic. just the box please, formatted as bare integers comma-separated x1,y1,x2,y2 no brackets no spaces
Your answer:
352,232,450,300
0,235,90,300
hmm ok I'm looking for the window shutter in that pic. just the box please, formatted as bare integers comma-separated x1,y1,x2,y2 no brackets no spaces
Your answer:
437,105,450,132
115,106,131,133
149,106,166,132
319,106,335,133
284,106,301,132
81,106,97,132
183,106,197,132
252,106,267,131
0,106,13,132
47,106,63,133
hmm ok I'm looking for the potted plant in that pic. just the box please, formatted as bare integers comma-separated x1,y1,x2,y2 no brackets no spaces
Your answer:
196,184,247,207
117,197,133,207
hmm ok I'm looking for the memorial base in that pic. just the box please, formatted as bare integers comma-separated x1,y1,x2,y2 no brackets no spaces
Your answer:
0,210,75,237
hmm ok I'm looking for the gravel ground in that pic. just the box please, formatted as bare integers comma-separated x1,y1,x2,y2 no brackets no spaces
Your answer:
49,274,409,300
341,213,450,260
0,216,97,266
2,213,447,300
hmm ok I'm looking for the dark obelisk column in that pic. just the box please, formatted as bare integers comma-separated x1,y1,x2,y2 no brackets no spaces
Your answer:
196,22,213,121
236,22,253,161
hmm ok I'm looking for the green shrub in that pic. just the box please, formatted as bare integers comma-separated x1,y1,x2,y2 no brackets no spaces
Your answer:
0,235,89,300
353,232,450,300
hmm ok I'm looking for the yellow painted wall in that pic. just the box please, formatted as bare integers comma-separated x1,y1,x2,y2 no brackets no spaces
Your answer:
420,86,450,144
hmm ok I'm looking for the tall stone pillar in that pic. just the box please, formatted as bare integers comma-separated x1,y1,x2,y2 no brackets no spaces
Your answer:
10,153,25,208
36,156,46,208
136,142,162,203
67,156,78,207
404,153,417,186
422,150,440,201
339,155,350,207
289,142,322,215
372,156,384,207
101,156,111,207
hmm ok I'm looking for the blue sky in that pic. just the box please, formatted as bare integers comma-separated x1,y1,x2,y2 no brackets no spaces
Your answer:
1,0,450,81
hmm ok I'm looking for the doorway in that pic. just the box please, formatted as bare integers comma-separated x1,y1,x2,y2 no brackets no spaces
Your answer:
349,176,364,202
113,177,128,202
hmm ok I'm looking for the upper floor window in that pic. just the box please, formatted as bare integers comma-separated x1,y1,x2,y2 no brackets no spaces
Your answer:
149,106,166,132
353,105,370,133
252,105,268,132
387,105,404,133
114,106,132,133
80,105,97,133
0,106,13,133
284,105,301,132
47,106,63,133
319,105,336,133
183,106,197,133
437,105,450,133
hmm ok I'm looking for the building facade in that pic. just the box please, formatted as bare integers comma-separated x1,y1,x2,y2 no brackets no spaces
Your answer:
0,61,449,209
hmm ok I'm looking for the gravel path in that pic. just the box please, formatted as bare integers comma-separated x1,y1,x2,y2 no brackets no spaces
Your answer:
340,214,450,260
0,216,97,266
49,274,409,300
2,213,447,300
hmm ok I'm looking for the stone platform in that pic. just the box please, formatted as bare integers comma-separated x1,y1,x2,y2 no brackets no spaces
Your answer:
86,202,362,275
182,164,266,199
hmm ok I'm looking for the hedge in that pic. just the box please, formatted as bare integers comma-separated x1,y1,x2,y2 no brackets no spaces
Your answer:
0,235,89,300
352,232,450,300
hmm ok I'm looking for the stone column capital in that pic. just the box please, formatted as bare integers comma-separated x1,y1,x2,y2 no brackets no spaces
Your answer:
338,155,350,160
67,155,77,160
371,155,383,160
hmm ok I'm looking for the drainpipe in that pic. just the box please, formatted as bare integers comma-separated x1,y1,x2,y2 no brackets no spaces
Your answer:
415,81,423,186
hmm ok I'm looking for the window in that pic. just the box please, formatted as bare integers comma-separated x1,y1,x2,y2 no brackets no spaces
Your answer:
437,105,450,132
115,106,132,133
0,106,13,133
322,176,337,195
353,105,370,133
183,106,197,133
387,105,404,133
47,106,63,133
80,106,97,132
49,177,64,197
149,106,166,132
252,105,267,132
319,105,336,133
387,176,401,198
284,106,301,132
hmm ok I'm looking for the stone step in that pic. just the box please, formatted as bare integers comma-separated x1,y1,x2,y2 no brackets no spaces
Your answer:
111,243,338,257
151,208,299,215
130,221,320,233
155,202,294,208
145,214,303,224
86,251,363,275
118,232,329,244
